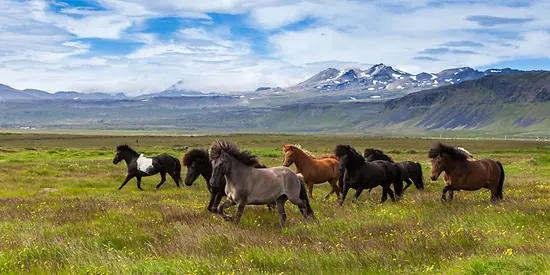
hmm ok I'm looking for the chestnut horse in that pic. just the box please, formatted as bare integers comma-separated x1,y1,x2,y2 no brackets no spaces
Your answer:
428,142,504,202
282,144,341,199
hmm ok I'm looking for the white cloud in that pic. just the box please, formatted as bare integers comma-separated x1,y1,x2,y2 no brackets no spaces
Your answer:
262,0,550,74
1,0,550,95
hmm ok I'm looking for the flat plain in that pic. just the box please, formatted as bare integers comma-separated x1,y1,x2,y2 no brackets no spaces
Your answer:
0,132,549,274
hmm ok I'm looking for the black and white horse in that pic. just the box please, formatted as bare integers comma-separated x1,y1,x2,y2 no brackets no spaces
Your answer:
112,144,182,190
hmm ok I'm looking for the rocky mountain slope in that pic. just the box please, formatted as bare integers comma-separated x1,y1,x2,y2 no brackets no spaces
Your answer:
372,71,550,130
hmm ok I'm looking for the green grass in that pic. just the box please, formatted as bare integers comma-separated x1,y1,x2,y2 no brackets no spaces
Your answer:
0,133,550,274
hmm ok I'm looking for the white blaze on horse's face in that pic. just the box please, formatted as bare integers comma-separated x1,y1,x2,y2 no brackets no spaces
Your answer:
430,155,445,181
137,154,154,175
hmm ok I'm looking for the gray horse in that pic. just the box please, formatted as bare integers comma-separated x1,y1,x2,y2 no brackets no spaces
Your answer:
209,140,314,226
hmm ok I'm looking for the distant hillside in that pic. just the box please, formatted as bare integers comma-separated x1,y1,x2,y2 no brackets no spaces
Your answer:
0,84,127,101
373,72,550,131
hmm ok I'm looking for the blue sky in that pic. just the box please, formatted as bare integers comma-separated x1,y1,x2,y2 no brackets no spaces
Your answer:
0,0,549,95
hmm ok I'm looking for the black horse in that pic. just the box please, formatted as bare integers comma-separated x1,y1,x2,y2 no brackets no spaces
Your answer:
334,145,402,205
112,144,182,190
364,148,424,191
182,148,274,213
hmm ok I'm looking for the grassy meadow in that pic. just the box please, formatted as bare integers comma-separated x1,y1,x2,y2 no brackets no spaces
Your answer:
0,132,550,274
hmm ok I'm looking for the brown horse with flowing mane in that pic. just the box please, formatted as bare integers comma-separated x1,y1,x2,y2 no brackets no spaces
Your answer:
428,142,504,202
282,144,341,199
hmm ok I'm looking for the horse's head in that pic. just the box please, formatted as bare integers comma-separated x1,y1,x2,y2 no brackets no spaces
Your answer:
334,144,353,173
210,151,229,188
337,155,348,175
282,145,295,167
429,153,447,181
183,149,210,186
112,148,123,164
364,148,393,162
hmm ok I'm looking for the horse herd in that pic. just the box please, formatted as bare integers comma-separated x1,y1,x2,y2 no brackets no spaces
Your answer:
113,140,505,226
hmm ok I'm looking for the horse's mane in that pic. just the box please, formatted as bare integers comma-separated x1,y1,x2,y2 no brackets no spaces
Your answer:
428,142,471,160
183,149,209,166
334,144,365,163
457,147,473,158
363,148,394,163
286,144,315,157
210,140,260,166
116,144,138,154
285,144,337,159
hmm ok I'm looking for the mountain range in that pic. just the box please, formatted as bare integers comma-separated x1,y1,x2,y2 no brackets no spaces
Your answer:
254,64,526,100
0,64,527,102
2,64,550,137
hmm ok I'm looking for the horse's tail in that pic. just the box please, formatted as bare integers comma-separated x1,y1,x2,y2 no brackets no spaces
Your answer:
496,161,505,199
416,162,424,190
297,174,314,217
174,157,182,185
392,164,404,198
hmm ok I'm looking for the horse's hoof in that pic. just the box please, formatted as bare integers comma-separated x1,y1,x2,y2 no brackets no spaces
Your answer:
223,216,233,221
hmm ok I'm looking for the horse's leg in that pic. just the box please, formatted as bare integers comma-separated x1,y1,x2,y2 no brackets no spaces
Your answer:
381,185,388,203
325,179,340,200
441,186,451,201
381,184,395,203
387,185,396,202
212,193,224,214
233,200,247,224
403,179,413,191
166,170,180,188
207,192,217,213
307,181,314,199
352,188,364,202
287,193,310,219
218,199,236,221
276,196,288,227
449,190,455,201
267,201,276,211
136,176,144,191
338,184,350,206
118,174,134,190
154,172,167,190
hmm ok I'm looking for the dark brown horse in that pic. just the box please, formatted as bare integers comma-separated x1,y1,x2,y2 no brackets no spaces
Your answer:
428,142,504,201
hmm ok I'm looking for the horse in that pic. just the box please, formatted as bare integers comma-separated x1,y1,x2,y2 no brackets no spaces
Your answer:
442,146,474,199
334,145,402,205
364,148,424,191
282,144,341,199
112,144,182,190
182,148,275,213
428,142,504,202
210,141,314,226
